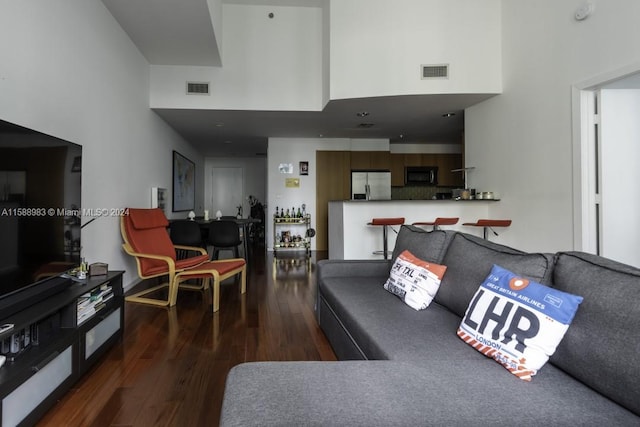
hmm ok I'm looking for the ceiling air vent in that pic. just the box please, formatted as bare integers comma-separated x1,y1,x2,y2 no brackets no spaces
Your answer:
421,64,449,79
357,123,375,128
186,81,210,95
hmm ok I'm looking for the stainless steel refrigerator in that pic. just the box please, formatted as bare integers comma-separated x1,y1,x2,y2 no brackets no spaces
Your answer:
351,171,391,200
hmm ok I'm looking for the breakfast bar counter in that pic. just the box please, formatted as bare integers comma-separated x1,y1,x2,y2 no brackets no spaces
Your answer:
328,199,501,260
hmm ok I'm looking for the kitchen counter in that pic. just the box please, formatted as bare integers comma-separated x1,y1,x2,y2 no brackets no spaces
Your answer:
328,199,501,260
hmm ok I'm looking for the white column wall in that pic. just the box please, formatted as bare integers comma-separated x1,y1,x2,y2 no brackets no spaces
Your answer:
267,137,354,251
329,0,502,100
150,3,324,111
0,0,203,289
466,0,640,253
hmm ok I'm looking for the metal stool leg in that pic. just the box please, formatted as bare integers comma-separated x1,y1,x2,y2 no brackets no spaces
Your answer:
382,225,389,260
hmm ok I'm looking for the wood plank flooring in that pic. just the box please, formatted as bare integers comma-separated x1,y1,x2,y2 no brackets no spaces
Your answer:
36,246,336,427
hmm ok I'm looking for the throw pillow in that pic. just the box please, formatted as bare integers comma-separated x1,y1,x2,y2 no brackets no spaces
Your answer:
384,250,447,311
457,264,583,381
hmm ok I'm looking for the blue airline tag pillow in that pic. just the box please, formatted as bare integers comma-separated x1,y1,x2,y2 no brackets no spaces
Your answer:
457,264,583,381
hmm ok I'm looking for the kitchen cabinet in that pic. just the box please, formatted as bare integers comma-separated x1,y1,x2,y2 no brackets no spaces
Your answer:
390,154,405,186
403,154,423,167
350,151,390,170
316,151,351,251
436,154,464,187
420,154,437,167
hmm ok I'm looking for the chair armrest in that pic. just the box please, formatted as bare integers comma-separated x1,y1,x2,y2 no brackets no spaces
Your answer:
174,244,208,255
122,243,177,274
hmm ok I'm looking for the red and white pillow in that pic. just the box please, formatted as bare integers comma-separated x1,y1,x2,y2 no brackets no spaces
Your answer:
384,250,447,311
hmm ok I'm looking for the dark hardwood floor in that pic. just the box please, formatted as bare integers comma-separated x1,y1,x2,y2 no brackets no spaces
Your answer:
36,245,336,427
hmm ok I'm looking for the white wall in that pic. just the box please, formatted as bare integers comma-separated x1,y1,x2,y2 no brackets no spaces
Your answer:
0,0,204,289
329,0,502,100
466,0,640,252
600,89,640,267
150,3,324,111
267,137,353,250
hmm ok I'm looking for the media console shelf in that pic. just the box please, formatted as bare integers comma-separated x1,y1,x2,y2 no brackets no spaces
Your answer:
0,271,124,427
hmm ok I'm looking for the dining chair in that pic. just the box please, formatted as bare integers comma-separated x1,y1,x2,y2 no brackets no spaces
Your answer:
208,220,243,260
170,219,204,259
121,208,246,311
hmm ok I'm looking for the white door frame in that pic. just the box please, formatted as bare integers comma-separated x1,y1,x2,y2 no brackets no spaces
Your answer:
571,62,640,252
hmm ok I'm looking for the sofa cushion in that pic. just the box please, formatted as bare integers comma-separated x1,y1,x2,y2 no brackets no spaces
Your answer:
435,233,554,318
458,264,583,381
383,250,447,311
391,225,455,265
551,252,640,416
320,276,476,361
221,360,640,426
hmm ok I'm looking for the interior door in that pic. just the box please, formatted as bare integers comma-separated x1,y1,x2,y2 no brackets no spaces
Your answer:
208,167,244,217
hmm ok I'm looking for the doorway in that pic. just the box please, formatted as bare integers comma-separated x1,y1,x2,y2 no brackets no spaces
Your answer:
574,69,640,267
207,167,244,218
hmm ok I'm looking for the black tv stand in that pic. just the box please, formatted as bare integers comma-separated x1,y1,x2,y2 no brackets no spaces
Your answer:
0,271,124,426
0,275,73,320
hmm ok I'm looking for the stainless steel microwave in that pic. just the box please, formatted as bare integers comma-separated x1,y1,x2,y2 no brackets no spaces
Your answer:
405,166,438,185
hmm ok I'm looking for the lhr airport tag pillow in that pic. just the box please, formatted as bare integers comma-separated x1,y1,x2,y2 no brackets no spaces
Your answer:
457,264,583,381
384,250,447,311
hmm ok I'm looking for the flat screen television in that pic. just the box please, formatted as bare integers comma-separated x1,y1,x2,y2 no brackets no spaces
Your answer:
0,119,81,318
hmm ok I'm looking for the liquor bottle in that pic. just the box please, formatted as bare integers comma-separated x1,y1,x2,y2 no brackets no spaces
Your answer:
285,208,290,219
274,206,279,218
297,207,302,218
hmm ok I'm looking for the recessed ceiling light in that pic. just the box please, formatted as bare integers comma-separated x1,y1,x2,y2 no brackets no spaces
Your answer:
223,140,232,144
356,111,370,117
215,122,224,127
442,112,456,118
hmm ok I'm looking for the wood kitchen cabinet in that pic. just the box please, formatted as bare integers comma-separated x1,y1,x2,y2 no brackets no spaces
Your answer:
436,154,464,186
316,151,351,251
402,154,423,167
350,151,390,170
390,154,405,186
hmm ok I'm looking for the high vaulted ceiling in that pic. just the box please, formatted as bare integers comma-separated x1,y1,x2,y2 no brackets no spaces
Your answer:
101,0,494,157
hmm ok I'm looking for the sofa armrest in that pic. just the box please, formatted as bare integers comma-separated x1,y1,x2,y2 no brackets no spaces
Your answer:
317,259,390,280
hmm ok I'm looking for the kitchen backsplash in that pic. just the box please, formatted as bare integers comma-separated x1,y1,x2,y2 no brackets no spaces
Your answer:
391,186,454,200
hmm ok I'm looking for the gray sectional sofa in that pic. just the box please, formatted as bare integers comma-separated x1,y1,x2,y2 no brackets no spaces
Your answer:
221,226,640,426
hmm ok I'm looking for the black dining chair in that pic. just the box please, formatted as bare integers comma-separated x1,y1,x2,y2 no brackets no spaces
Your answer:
170,220,205,260
208,220,243,260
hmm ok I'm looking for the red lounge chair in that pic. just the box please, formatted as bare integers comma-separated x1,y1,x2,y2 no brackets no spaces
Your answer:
121,208,245,312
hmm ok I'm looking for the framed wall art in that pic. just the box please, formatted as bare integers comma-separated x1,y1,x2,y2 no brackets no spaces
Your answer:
172,151,195,212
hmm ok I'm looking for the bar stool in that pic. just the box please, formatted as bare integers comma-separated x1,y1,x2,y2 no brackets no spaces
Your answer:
412,217,459,231
462,219,512,240
368,217,405,259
